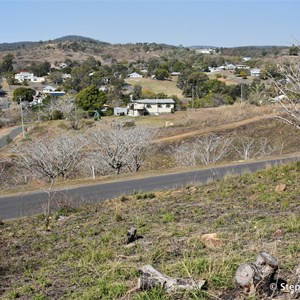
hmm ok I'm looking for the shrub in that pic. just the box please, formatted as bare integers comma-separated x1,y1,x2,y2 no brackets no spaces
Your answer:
51,110,64,120
5,134,12,144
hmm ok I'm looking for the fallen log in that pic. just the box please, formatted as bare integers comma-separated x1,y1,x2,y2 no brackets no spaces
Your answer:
138,264,205,292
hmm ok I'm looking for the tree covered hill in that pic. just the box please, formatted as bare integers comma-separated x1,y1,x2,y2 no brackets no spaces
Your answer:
0,36,180,66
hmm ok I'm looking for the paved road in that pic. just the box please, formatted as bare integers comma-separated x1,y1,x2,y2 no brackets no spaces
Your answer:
0,126,22,148
0,156,299,220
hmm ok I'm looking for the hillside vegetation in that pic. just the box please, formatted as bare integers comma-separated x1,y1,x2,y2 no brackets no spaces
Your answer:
1,161,300,299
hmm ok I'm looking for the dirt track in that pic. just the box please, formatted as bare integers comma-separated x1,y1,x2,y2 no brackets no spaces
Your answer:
157,113,276,143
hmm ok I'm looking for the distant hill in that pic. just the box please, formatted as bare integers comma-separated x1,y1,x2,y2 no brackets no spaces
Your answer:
0,41,40,52
0,35,110,52
51,35,110,45
0,36,180,66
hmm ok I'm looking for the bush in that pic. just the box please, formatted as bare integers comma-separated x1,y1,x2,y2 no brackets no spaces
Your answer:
5,134,12,144
51,110,64,120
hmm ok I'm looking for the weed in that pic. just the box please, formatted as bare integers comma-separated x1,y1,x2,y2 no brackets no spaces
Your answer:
5,134,12,144
57,121,68,129
162,212,176,223
115,204,123,222
135,192,156,200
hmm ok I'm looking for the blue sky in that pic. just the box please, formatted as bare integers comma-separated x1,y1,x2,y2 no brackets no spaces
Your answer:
1,0,299,47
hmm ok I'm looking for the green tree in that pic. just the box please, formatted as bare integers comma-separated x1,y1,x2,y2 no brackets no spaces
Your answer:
48,71,63,84
155,68,170,80
75,85,107,114
133,84,142,100
13,87,35,102
0,54,14,73
187,72,209,98
289,45,299,56
29,61,51,76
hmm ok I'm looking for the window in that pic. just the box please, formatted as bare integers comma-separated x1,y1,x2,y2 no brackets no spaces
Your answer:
166,104,170,108
158,104,162,108
146,104,152,108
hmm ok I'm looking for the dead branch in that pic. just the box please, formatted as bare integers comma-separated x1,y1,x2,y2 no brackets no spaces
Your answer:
138,264,205,292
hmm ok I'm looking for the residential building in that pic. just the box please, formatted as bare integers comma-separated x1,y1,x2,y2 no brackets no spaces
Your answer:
128,72,143,78
250,69,261,77
43,85,57,93
236,65,250,70
15,71,45,83
114,107,128,116
127,99,175,117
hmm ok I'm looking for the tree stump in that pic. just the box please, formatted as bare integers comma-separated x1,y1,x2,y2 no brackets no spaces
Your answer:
138,265,205,292
124,227,143,244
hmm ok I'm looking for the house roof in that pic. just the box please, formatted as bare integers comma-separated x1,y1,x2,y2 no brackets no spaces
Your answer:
133,99,175,104
43,85,56,91
128,72,142,76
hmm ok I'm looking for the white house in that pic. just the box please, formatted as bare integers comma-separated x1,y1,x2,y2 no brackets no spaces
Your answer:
195,48,216,55
224,64,236,70
114,107,128,116
43,85,57,93
250,69,261,77
127,99,175,117
236,65,250,70
128,72,143,78
15,71,45,83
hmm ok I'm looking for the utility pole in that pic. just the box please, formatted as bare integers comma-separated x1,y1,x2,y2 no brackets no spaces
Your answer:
20,98,25,138
191,84,195,109
240,84,243,105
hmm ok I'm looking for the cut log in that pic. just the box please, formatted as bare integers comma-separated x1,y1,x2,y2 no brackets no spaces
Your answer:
235,252,278,294
138,265,205,292
254,251,278,281
235,264,256,290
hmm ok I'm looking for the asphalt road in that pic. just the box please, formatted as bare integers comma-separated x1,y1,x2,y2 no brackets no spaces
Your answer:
0,126,22,148
0,156,299,220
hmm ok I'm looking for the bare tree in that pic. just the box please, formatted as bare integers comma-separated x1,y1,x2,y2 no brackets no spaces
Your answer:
0,157,25,189
42,96,75,120
16,133,87,227
89,126,155,174
0,159,7,187
124,127,155,172
196,134,232,165
173,143,198,167
173,134,231,167
258,137,279,157
271,58,300,128
83,151,113,177
232,137,258,160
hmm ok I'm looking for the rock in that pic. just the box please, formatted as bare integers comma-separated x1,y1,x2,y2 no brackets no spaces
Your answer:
201,233,224,248
274,229,284,239
165,121,174,127
275,183,286,192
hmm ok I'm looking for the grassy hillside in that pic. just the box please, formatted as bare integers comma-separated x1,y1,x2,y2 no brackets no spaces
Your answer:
1,162,300,299
125,77,184,99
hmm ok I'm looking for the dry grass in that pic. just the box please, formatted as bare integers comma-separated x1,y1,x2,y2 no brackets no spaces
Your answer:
126,77,184,98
